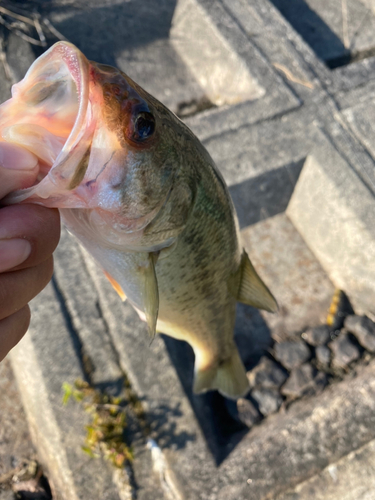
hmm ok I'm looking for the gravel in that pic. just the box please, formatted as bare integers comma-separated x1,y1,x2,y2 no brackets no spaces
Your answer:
247,356,288,389
281,363,316,398
315,345,331,367
236,398,262,428
251,388,283,416
274,341,311,370
329,333,361,369
344,315,375,353
302,325,331,346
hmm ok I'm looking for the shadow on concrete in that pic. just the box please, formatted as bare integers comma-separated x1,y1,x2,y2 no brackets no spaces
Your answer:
146,401,197,450
162,304,273,464
229,159,304,229
32,0,178,66
94,377,196,451
270,0,351,68
95,378,126,398
28,1,205,112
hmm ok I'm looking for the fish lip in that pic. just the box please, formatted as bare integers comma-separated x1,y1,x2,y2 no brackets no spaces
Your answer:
46,42,90,158
3,42,91,206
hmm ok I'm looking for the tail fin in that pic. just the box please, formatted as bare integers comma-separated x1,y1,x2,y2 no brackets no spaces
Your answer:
193,349,249,399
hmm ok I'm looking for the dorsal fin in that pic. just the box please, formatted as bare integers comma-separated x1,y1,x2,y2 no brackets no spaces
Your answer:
237,250,278,313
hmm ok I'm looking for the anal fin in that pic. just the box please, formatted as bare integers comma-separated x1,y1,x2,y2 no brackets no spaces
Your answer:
104,271,127,301
237,250,278,313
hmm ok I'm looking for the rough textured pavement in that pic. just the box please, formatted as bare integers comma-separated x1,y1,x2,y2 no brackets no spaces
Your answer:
0,360,35,483
1,0,375,499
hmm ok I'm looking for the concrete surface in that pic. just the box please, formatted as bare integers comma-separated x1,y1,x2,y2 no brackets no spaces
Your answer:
10,280,122,500
270,0,375,67
276,438,375,500
1,0,375,499
287,129,375,315
0,359,36,494
170,0,264,106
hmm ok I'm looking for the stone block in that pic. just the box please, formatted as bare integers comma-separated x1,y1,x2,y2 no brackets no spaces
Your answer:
344,315,375,353
170,0,264,106
247,356,288,389
341,97,375,191
302,325,331,346
280,363,323,399
251,388,283,416
315,345,331,367
330,333,361,369
222,0,319,101
287,128,375,315
0,359,35,482
270,0,375,68
241,213,335,340
47,0,299,130
274,342,311,370
178,0,300,139
48,0,204,114
234,398,262,428
9,283,123,500
276,438,375,500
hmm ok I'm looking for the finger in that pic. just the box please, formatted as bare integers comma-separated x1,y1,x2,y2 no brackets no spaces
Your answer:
0,143,39,198
0,205,60,271
0,305,30,362
0,165,39,199
0,257,53,320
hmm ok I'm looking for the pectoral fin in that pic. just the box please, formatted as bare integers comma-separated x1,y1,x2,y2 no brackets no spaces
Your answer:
237,250,278,313
140,253,159,340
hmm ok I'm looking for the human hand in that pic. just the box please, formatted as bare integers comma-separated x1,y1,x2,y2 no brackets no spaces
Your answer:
0,143,60,361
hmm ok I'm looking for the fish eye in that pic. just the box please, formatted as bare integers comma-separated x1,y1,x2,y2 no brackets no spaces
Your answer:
133,112,155,141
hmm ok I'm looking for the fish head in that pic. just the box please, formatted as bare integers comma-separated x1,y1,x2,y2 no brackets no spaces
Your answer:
2,42,184,249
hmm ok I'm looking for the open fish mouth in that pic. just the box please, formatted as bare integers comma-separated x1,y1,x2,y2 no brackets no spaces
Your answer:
1,42,174,245
1,42,92,206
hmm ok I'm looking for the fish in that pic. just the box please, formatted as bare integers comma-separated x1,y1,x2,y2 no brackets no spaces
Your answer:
2,42,277,399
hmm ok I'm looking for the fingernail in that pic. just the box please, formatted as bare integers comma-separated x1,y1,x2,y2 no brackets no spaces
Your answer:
0,239,32,272
0,142,38,170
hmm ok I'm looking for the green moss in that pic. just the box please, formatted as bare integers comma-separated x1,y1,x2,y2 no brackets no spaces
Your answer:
62,379,133,468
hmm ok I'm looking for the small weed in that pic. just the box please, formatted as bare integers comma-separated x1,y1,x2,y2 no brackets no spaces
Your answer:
62,379,133,469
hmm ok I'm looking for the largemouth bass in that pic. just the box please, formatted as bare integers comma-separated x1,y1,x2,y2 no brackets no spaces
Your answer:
2,42,277,398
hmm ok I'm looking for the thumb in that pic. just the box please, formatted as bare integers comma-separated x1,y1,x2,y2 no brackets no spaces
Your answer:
0,143,39,199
